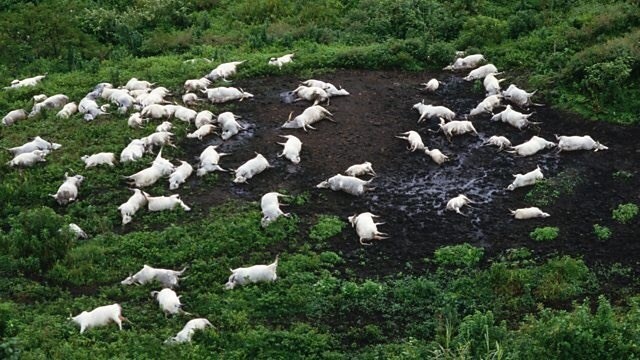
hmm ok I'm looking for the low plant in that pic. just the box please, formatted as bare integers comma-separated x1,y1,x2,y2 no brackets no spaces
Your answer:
308,215,346,242
434,243,484,268
593,224,612,241
530,227,559,242
612,203,638,224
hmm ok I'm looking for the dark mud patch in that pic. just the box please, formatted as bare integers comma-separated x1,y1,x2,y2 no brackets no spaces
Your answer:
176,69,639,278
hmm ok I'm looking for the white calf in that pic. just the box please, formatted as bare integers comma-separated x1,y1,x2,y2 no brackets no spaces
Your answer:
316,174,373,196
144,193,191,212
345,162,376,177
277,135,302,164
118,188,148,225
261,192,290,227
196,145,229,176
224,256,278,290
150,288,190,317
396,131,425,152
446,194,475,216
51,172,84,205
507,136,556,157
555,135,608,152
507,166,544,191
233,153,270,183
121,264,187,288
348,212,388,245
169,161,193,190
510,207,550,219
70,303,128,334
81,152,116,168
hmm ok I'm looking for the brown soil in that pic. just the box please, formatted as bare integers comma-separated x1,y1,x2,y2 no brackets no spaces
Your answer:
179,69,640,278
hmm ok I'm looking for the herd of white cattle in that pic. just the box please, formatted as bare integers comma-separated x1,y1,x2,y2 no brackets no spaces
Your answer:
1,51,608,337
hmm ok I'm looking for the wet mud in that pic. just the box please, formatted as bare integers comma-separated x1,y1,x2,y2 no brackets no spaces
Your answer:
178,69,640,277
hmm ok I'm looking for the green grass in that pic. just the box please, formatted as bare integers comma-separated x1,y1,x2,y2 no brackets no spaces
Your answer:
612,203,638,224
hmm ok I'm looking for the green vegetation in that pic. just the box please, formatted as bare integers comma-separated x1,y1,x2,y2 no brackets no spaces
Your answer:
612,203,639,224
593,224,612,241
308,215,346,242
0,0,639,358
0,0,639,122
525,170,582,207
530,227,560,242
434,243,484,268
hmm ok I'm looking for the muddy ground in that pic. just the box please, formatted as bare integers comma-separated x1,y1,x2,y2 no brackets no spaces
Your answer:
178,69,640,278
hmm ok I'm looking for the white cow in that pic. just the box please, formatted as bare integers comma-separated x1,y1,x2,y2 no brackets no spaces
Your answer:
555,135,608,152
413,100,456,123
490,105,539,130
348,212,388,245
233,153,270,183
316,174,373,196
483,73,506,96
446,194,475,216
507,166,544,191
224,256,279,290
150,288,190,317
6,136,61,156
118,188,148,225
261,192,290,227
169,161,193,190
164,318,213,345
196,145,229,176
144,193,191,212
70,303,128,334
510,207,550,219
121,265,187,288
463,64,499,81
51,173,84,205
2,109,28,126
195,110,215,129
469,95,503,117
120,139,146,163
292,85,329,106
277,135,302,164
281,105,335,132
507,136,556,157
218,112,245,140
184,77,211,92
6,150,48,167
268,53,294,69
187,124,216,140
68,223,88,239
56,102,78,119
421,78,442,92
345,162,376,177
206,60,245,82
81,152,116,168
425,148,450,165
503,84,543,109
396,131,425,152
443,54,485,71
483,135,512,151
300,79,349,97
202,87,253,103
437,119,478,141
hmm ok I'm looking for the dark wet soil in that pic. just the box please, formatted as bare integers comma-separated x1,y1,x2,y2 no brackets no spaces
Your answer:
178,69,640,278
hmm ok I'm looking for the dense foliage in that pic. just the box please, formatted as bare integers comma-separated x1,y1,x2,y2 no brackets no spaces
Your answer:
0,0,638,122
0,0,639,358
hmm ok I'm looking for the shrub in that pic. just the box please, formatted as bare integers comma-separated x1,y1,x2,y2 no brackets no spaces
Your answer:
434,244,484,268
308,215,346,242
612,203,638,224
593,224,612,241
0,207,74,274
530,227,559,242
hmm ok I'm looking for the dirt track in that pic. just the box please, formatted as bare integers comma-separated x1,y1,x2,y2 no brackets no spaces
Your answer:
178,69,640,277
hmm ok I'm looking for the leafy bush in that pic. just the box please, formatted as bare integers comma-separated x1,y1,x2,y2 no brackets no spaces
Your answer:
0,207,74,274
434,244,484,268
308,215,346,242
612,203,638,224
593,224,612,241
530,227,559,242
